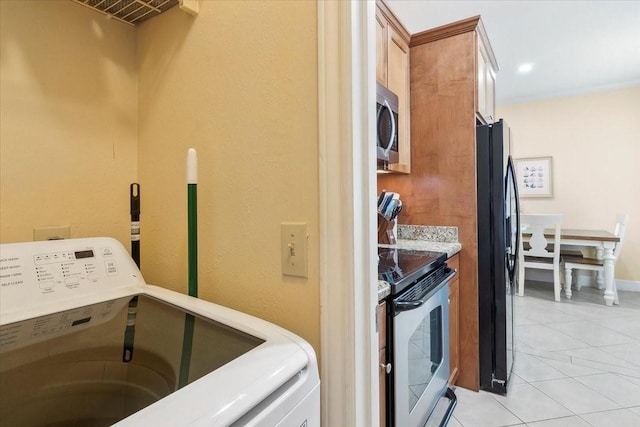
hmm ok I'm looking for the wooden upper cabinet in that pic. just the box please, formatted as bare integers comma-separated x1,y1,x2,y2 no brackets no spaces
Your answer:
376,1,411,174
476,25,498,124
376,9,388,85
386,26,411,174
408,15,497,127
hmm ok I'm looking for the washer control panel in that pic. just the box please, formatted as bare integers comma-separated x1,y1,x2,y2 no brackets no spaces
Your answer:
32,247,116,291
0,237,144,325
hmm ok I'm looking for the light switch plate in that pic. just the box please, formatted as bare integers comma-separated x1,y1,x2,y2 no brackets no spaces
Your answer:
281,222,308,277
33,225,71,241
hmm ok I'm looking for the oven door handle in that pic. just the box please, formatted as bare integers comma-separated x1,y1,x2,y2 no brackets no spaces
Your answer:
395,298,427,312
394,269,456,313
439,388,457,427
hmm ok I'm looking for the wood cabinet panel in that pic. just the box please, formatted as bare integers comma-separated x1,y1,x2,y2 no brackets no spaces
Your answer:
380,32,477,218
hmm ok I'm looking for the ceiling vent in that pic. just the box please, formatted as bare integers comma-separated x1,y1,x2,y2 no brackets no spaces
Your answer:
71,0,180,26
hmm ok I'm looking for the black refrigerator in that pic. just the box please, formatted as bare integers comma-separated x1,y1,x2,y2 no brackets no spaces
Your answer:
476,119,520,395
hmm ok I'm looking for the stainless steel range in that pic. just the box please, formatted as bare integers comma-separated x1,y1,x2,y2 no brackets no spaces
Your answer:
378,247,457,427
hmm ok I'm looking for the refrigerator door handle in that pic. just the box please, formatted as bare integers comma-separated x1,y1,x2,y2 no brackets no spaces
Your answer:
505,156,521,282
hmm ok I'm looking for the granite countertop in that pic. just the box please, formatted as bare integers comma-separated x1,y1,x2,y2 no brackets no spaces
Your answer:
377,225,462,301
379,239,461,258
378,280,392,301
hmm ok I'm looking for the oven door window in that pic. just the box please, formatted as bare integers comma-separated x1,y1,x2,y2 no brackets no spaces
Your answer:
408,306,442,411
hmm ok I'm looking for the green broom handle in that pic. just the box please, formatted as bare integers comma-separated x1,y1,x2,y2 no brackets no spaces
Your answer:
187,148,198,298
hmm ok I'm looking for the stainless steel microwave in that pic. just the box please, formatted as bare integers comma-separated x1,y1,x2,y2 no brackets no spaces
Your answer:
376,82,399,165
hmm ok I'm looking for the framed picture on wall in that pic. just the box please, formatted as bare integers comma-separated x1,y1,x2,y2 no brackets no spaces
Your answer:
514,157,553,198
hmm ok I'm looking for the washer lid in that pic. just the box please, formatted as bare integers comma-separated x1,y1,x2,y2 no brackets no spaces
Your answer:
1,289,318,426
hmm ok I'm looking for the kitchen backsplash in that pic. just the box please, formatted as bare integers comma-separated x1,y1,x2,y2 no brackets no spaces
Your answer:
397,225,458,243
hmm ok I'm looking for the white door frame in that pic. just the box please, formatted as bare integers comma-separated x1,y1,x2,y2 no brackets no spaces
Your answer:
318,1,378,426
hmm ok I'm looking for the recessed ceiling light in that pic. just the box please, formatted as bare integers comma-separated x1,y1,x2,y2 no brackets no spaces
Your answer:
518,63,534,73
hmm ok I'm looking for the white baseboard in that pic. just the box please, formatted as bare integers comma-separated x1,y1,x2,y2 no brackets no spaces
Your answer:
524,270,640,292
615,279,640,292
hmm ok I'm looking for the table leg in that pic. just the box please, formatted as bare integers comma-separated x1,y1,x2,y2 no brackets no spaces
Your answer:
602,243,616,306
563,268,573,299
595,247,605,289
596,273,604,289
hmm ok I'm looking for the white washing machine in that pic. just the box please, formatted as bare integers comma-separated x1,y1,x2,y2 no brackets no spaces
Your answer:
0,237,320,426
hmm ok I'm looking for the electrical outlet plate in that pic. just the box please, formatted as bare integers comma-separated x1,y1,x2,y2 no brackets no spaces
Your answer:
33,225,71,241
281,222,308,278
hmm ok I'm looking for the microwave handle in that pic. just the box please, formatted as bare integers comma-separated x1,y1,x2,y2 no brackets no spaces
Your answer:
382,99,396,155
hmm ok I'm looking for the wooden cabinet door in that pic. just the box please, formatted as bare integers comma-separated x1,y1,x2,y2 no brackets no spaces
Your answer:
477,41,487,121
386,26,411,174
376,8,388,85
476,37,496,124
486,65,496,123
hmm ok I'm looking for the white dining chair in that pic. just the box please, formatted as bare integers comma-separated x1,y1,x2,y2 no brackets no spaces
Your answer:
563,213,628,304
518,214,564,301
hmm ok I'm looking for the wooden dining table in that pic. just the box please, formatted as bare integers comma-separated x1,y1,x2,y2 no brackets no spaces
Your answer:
521,228,620,306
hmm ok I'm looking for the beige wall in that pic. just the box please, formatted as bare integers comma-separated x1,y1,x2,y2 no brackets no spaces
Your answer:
0,1,320,354
499,86,640,281
135,3,320,351
0,1,138,246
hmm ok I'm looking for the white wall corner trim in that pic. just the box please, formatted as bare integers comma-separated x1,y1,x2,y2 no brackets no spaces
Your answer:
318,1,377,426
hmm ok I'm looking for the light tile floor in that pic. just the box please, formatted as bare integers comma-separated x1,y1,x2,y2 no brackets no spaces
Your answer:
449,280,640,427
